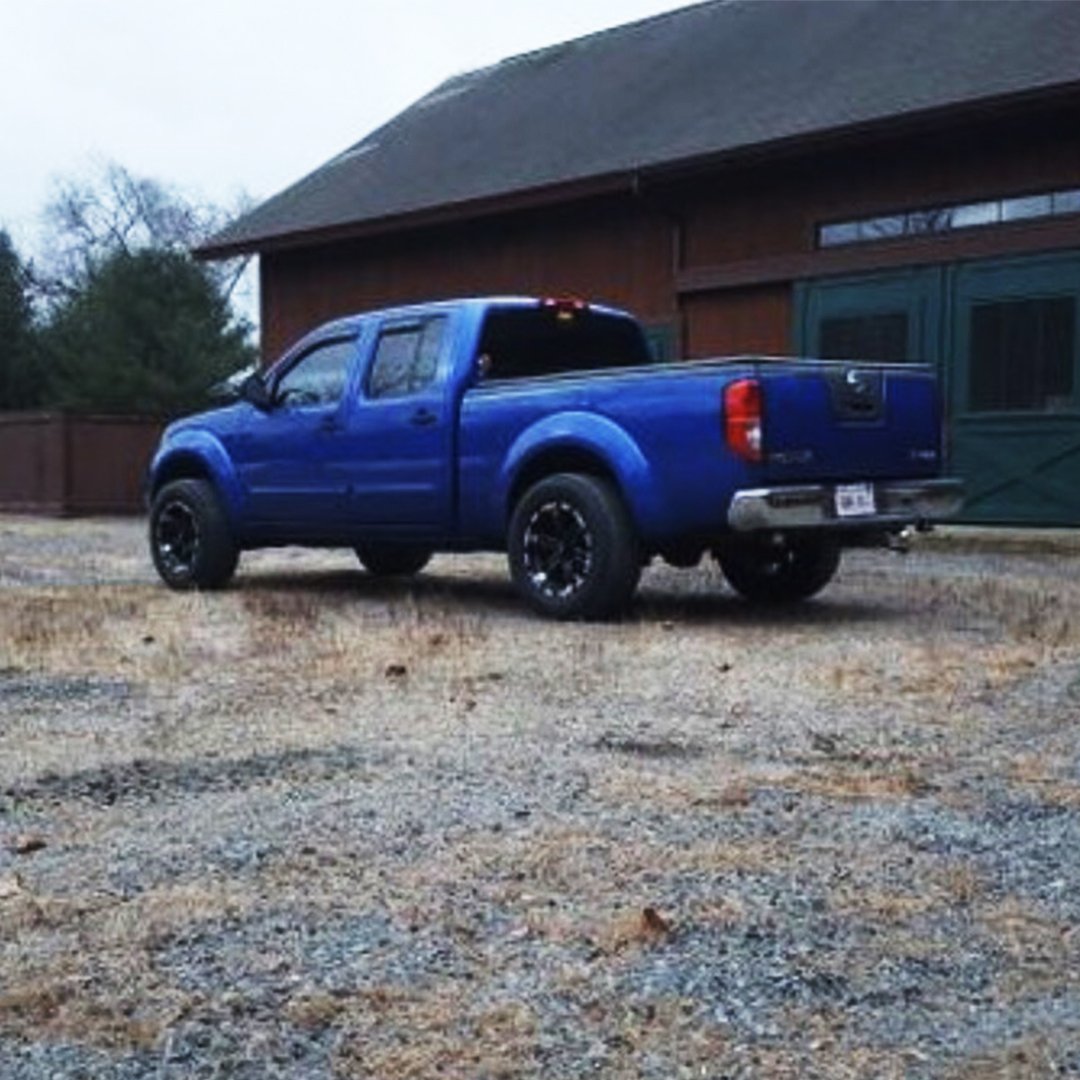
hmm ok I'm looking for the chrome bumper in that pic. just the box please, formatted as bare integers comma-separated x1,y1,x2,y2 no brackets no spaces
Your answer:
727,478,964,532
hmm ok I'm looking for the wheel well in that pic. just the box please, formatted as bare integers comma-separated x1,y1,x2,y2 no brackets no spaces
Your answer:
508,448,620,518
151,453,213,500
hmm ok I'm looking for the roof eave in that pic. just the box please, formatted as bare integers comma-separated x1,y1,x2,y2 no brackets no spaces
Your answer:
194,171,637,260
195,76,1080,262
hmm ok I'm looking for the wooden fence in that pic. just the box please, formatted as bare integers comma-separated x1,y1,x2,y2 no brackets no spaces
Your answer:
0,412,164,516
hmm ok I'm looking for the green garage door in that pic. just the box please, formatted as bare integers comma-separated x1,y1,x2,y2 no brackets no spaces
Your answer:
795,267,944,367
797,252,1080,525
951,254,1080,525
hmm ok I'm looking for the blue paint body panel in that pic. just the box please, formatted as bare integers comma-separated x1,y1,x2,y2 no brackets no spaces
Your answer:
148,297,948,552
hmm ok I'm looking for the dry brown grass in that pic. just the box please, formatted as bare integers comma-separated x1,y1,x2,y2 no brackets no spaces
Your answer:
780,761,937,802
939,1037,1074,1080
0,587,249,684
820,640,1046,713
1007,752,1080,808
591,760,757,812
743,1009,916,1080
324,985,540,1080
0,978,184,1053
0,876,253,1052
329,985,733,1080
977,896,1080,1003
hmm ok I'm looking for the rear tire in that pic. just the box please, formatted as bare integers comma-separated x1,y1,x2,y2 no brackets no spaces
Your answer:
355,543,432,577
508,473,641,620
716,536,841,604
149,479,238,590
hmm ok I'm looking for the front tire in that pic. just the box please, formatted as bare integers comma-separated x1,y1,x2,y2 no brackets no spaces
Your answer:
149,479,238,590
716,536,841,604
508,473,641,620
355,543,432,577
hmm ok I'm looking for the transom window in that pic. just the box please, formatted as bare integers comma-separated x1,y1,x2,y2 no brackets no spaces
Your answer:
819,188,1080,248
367,317,446,399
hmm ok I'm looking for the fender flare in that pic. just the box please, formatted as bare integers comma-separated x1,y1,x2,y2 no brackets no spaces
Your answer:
498,411,667,536
149,430,245,528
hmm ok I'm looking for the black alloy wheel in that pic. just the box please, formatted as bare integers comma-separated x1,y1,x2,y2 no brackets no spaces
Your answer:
508,473,640,620
521,498,595,601
354,543,432,577
154,498,200,580
716,536,841,604
149,479,239,590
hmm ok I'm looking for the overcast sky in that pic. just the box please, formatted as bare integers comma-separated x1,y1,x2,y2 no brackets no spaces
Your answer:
1,0,692,256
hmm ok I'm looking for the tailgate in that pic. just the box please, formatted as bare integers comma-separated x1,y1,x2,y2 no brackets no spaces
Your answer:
756,360,943,482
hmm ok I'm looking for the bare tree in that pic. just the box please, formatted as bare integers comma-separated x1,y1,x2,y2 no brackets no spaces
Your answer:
35,162,250,310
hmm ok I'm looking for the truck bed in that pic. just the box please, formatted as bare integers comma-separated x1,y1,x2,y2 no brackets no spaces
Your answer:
459,356,944,545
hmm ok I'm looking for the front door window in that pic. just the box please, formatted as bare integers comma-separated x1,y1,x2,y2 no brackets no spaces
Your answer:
275,338,354,407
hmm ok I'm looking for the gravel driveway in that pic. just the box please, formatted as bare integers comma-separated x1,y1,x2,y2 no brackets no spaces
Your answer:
1,516,1079,1078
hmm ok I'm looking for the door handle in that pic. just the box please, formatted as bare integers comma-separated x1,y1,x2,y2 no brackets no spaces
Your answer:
411,408,438,427
318,416,340,432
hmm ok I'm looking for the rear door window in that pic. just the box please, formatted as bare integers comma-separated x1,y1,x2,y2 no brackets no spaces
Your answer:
367,317,447,399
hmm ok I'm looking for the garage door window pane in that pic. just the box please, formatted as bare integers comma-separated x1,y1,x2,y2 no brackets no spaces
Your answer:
819,312,909,362
969,297,1075,412
1001,195,1052,222
1052,190,1080,215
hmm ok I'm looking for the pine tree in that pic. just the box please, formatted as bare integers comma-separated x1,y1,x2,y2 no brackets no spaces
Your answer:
0,231,45,409
43,247,254,417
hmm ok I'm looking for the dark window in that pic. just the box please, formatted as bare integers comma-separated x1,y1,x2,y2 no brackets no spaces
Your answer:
969,297,1075,412
276,339,354,406
642,323,676,363
476,306,652,381
368,317,446,399
819,312,909,363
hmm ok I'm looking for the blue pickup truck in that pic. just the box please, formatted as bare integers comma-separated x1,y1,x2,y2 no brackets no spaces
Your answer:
147,296,962,618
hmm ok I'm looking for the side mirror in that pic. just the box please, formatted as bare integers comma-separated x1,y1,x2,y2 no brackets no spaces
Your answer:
240,372,274,411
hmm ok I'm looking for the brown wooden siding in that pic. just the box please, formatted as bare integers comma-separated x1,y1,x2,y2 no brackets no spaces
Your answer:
261,199,677,361
682,286,792,359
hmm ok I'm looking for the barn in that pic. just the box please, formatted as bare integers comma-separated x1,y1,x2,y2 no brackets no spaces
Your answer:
200,0,1080,526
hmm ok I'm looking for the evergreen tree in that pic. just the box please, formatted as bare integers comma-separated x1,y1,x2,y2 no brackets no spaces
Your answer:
0,230,45,408
43,248,254,417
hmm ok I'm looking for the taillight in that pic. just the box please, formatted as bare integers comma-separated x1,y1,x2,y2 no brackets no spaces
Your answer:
724,378,763,462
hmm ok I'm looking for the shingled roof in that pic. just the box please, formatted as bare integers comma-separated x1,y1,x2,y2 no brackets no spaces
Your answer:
201,0,1080,258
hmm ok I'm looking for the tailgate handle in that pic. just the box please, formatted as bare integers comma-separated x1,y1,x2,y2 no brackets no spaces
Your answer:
828,368,883,421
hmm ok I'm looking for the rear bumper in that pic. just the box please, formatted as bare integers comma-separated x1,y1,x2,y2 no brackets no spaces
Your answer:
727,477,964,532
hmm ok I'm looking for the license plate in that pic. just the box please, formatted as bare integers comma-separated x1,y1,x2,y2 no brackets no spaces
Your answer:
835,483,876,518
